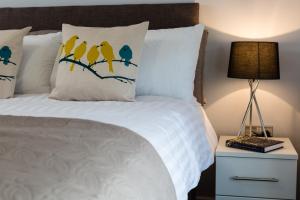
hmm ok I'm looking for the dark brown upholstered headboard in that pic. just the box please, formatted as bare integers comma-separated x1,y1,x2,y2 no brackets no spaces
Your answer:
0,3,207,104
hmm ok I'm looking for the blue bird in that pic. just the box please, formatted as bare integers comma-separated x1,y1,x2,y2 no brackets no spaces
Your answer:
0,46,12,65
119,45,133,67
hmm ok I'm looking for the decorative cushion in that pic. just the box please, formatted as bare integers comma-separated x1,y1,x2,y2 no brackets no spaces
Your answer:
49,22,149,101
0,27,31,99
15,32,61,94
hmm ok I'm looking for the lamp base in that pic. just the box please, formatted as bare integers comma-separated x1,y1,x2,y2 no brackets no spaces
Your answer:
237,79,268,139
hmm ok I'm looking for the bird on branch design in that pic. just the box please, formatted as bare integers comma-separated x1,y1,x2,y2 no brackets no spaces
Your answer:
0,46,16,66
59,35,138,84
87,45,100,67
119,45,133,67
0,45,16,82
70,41,87,71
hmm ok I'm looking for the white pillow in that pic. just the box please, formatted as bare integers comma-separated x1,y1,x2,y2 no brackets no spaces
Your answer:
15,32,61,94
136,24,204,102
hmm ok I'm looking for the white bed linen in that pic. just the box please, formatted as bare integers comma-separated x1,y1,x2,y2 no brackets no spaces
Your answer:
0,94,217,200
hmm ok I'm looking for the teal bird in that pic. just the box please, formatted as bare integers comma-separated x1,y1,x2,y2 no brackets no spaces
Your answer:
119,45,132,67
0,46,12,65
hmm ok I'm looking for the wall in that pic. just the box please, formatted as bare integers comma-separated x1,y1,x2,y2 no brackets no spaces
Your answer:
198,0,300,196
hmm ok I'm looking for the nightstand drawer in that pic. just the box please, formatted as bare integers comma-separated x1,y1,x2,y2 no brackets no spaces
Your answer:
216,156,297,199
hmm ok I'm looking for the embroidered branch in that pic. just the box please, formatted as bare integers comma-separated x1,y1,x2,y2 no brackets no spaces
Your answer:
91,59,138,68
59,55,135,84
0,75,15,81
0,59,16,66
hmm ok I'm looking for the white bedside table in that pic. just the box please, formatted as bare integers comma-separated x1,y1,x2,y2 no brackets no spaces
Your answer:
216,136,298,200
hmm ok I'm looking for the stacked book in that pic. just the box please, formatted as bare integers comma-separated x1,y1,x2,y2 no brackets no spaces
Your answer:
226,136,284,153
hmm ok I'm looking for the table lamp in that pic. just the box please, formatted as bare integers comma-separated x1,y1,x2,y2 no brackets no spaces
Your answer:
228,41,280,138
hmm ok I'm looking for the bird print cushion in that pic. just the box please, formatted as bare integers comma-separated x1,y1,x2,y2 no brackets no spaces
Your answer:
0,27,31,99
50,22,149,101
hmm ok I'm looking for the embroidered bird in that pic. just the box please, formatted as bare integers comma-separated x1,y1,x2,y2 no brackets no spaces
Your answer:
0,46,12,65
70,41,87,72
64,35,79,57
119,45,132,67
87,45,100,67
100,41,115,73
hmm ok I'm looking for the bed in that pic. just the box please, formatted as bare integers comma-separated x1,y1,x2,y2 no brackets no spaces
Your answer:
0,3,217,200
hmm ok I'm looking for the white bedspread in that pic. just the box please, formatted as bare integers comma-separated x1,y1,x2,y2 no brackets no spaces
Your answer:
0,94,217,200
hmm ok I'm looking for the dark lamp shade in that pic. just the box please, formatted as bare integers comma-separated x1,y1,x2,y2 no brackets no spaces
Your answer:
228,42,280,79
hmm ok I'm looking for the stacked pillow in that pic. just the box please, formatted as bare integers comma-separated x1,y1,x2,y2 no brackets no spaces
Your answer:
15,32,61,94
2,23,205,102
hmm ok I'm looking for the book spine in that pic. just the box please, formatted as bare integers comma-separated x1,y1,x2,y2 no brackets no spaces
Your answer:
226,142,265,153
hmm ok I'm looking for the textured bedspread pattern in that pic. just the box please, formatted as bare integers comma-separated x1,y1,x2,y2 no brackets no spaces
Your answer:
0,95,217,200
0,116,176,200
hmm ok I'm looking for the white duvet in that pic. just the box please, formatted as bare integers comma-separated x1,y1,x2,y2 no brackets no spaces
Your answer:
0,94,217,200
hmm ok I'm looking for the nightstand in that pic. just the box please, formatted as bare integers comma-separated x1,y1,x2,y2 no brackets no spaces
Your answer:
216,136,298,200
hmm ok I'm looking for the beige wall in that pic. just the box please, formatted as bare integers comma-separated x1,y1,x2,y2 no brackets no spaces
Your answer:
198,0,300,195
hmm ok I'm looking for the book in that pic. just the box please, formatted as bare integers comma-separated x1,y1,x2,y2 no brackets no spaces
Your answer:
226,136,284,153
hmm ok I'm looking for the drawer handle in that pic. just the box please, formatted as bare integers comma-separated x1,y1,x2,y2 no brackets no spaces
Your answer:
231,176,279,182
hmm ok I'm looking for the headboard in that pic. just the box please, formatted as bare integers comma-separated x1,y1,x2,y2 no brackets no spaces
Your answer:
0,3,207,104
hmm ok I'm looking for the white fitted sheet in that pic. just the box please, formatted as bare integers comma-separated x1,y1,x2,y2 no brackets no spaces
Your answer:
0,94,217,200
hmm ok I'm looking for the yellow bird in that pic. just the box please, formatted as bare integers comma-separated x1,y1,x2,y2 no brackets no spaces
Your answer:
87,45,100,67
64,35,79,56
70,41,87,72
100,41,115,73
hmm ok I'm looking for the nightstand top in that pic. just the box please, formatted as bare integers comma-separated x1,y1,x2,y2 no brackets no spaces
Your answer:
217,136,298,160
